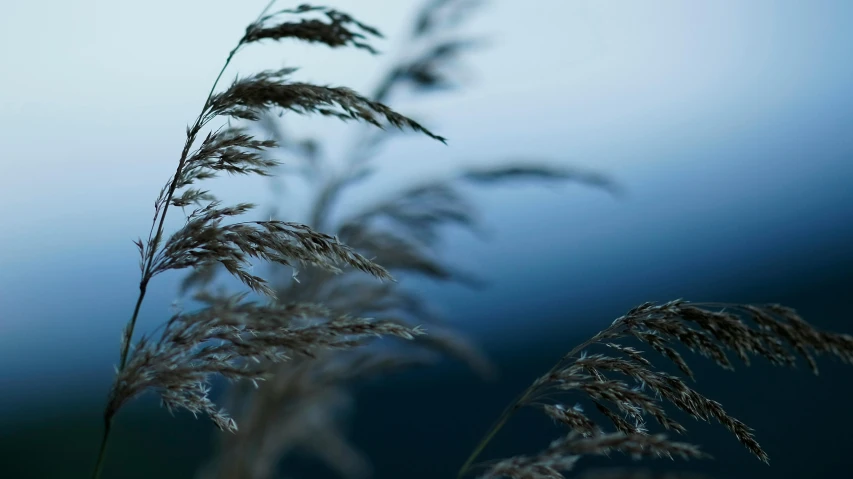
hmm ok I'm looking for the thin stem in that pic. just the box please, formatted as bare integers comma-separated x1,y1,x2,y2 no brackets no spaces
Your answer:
91,3,279,477
92,283,147,479
91,415,113,479
456,391,531,478
118,282,148,370
456,329,614,478
145,38,243,271
145,0,277,269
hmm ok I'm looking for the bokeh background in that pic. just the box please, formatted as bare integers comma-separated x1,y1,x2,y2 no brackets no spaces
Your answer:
2,0,853,478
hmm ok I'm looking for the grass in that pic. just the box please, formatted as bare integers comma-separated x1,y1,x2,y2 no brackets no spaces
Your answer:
91,3,442,477
458,301,853,478
46,1,853,479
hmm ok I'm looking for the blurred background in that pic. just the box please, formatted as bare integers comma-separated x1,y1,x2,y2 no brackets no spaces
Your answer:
2,0,853,478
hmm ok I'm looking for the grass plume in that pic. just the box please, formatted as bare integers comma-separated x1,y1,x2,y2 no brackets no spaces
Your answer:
75,2,849,479
191,0,616,479
458,300,853,478
91,2,445,478
192,1,618,476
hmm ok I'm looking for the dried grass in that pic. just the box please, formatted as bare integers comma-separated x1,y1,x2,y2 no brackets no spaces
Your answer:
90,2,447,478
459,300,853,478
82,2,852,479
193,1,615,477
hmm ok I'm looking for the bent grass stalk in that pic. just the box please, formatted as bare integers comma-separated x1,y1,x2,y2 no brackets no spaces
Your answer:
82,3,853,479
191,1,622,475
91,4,279,478
91,2,446,477
459,301,853,478
457,334,603,478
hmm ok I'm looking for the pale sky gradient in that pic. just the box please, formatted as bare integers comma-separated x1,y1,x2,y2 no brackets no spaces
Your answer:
1,0,852,364
3,0,850,260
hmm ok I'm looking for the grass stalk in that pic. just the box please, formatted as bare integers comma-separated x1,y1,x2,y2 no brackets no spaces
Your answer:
457,333,607,477
90,4,277,478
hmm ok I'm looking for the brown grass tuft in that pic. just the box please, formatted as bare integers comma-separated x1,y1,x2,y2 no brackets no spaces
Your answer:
479,432,707,479
91,2,446,478
244,4,384,53
80,2,849,479
460,300,853,478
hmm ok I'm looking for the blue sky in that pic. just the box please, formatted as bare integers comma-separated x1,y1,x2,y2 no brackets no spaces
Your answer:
2,0,851,255
1,0,853,402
